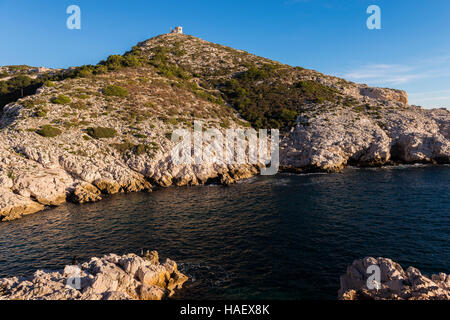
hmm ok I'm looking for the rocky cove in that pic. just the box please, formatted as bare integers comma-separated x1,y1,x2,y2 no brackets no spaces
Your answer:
0,32,449,301
0,34,449,224
1,33,449,222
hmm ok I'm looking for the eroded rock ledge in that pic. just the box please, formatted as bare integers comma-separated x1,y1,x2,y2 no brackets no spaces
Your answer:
339,257,450,300
0,251,188,300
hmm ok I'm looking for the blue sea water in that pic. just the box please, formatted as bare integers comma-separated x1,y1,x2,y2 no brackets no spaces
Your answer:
0,165,448,299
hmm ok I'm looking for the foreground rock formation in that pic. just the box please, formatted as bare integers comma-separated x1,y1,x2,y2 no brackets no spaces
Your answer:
0,251,187,300
0,32,449,221
339,257,450,300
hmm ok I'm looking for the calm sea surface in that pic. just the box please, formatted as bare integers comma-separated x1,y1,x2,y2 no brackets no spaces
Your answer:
0,165,449,299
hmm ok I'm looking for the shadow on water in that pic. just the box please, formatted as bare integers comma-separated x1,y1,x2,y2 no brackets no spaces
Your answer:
0,165,449,299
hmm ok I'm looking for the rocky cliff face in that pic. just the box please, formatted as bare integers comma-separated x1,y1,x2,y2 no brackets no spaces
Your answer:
0,33,449,221
0,251,187,300
339,257,450,300
280,106,449,172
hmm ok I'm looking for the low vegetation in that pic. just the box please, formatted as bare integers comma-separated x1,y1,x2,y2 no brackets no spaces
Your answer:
87,126,117,139
69,101,87,110
103,85,129,98
148,46,191,80
111,140,158,157
43,80,55,87
51,95,71,104
219,65,340,130
36,125,62,137
34,106,48,118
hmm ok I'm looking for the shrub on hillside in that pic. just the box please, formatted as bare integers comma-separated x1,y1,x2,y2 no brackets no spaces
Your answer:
51,95,71,104
103,55,126,71
294,81,339,104
111,141,134,154
149,47,191,80
87,126,117,139
36,125,62,137
134,144,151,156
123,55,143,67
43,80,55,87
21,100,35,109
103,85,129,98
110,142,155,157
279,108,297,122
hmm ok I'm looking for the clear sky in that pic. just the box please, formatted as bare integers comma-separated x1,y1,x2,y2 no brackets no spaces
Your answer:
1,0,449,109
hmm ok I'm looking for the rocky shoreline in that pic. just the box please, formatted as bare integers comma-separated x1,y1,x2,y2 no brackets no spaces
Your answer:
3,254,448,300
1,160,447,223
339,257,450,300
1,33,449,222
0,251,188,300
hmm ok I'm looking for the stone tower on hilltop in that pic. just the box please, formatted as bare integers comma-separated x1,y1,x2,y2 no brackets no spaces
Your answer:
170,26,183,34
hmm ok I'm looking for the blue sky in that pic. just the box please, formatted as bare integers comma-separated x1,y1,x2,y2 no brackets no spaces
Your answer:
1,0,449,108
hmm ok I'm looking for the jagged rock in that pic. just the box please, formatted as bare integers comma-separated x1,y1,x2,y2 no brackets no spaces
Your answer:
0,188,45,221
102,291,132,300
138,284,165,300
143,250,160,264
136,265,167,287
339,257,450,300
359,86,408,105
0,251,188,300
11,169,72,206
69,182,102,204
93,179,122,195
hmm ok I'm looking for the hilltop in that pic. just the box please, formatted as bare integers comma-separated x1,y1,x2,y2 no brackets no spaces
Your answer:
0,33,449,221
